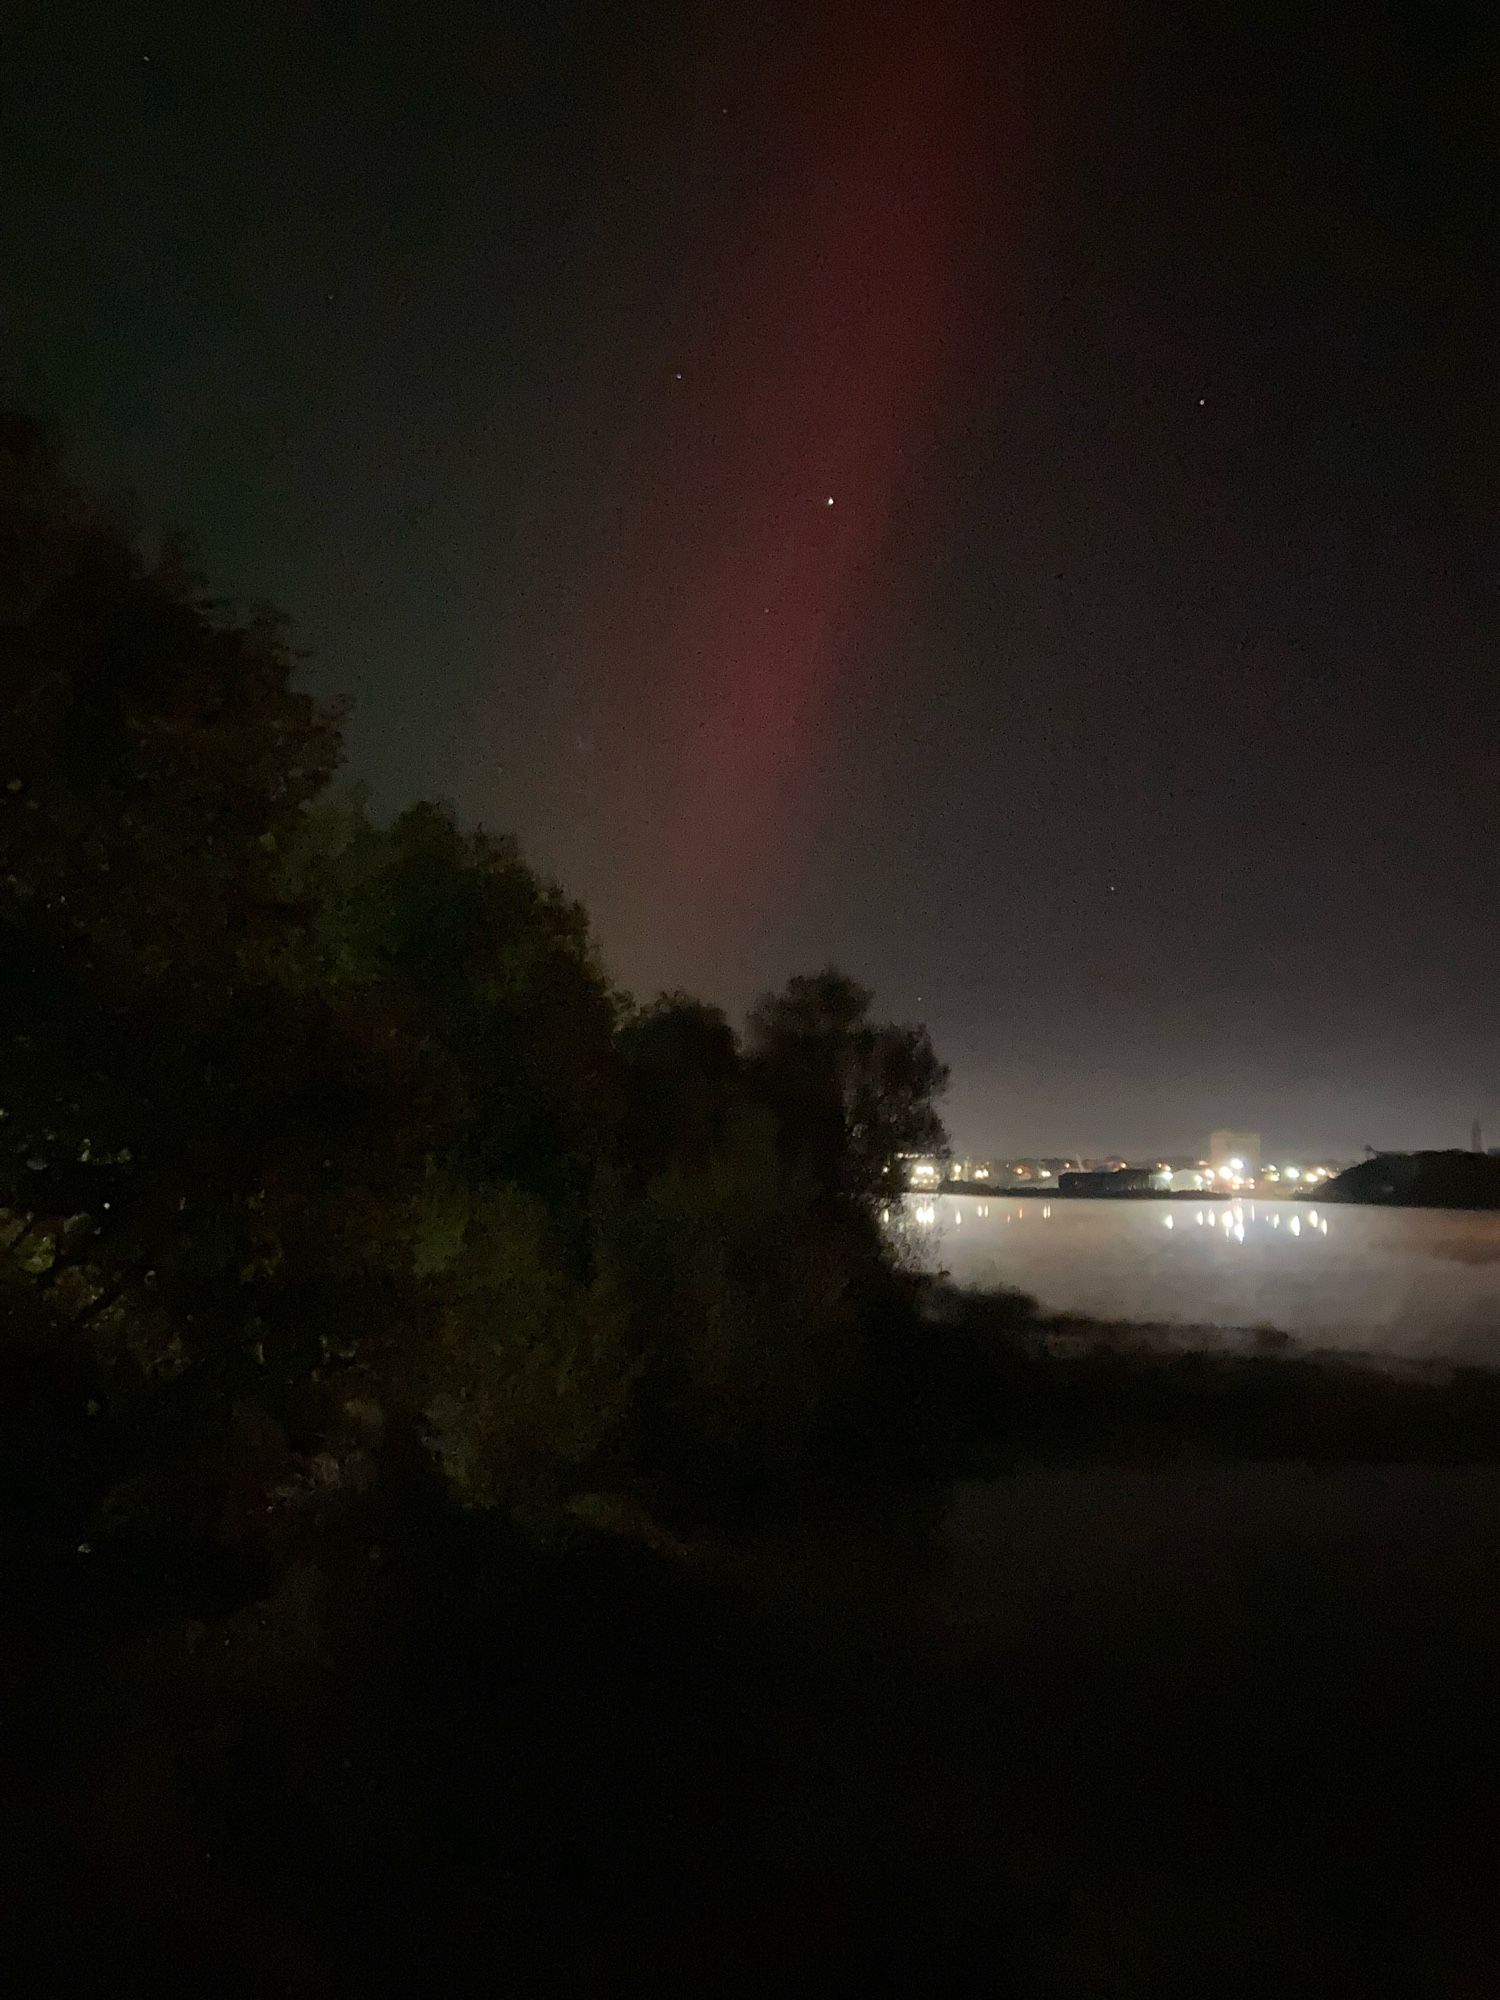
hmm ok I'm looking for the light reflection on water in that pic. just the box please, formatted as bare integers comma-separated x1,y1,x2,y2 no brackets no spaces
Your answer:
912,1196,1325,1250
897,1195,1500,1360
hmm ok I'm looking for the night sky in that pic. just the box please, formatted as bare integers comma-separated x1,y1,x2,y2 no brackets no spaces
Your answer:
5,0,1495,1158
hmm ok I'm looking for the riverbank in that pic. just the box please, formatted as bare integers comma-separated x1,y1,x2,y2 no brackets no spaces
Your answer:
901,1285,1500,1477
684,1317,1500,1992
939,1149,1500,1209
9,1303,1500,1994
723,1459,1500,1995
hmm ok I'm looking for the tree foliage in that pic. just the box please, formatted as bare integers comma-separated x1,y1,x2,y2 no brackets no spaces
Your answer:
0,415,355,1403
747,966,949,1202
0,413,950,1565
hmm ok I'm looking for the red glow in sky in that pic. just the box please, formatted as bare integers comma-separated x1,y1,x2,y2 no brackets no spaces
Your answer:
573,2,991,974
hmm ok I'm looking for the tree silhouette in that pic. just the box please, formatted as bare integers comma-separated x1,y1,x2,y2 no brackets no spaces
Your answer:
747,967,949,1202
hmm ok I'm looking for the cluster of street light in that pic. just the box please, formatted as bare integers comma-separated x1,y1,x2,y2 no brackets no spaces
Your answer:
1210,1157,1337,1192
903,1154,1342,1196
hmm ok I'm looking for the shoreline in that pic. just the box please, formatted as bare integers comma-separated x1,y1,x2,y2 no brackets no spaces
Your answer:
938,1182,1324,1202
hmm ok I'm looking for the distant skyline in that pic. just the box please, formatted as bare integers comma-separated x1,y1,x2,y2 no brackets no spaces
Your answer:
5,0,1494,1157
926,1143,1353,1171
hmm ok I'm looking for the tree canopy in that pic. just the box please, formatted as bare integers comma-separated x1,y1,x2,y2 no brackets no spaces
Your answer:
0,413,950,1561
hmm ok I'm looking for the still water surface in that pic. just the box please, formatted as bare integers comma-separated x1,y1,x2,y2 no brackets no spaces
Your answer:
905,1195,1500,1360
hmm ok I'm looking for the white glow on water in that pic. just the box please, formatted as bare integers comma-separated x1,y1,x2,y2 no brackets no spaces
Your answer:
896,1193,1500,1362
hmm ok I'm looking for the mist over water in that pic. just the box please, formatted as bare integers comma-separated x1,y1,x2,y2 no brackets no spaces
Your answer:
905,1196,1500,1361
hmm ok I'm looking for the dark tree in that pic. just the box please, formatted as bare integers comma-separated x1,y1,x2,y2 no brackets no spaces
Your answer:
618,992,742,1183
0,415,349,1387
746,967,949,1203
283,795,622,1226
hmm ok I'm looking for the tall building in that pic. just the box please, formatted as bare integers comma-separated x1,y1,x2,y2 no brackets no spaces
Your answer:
1208,1130,1261,1173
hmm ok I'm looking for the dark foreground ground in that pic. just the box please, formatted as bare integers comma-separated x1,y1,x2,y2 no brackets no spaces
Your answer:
7,1339,1500,1995
742,1465,1500,1996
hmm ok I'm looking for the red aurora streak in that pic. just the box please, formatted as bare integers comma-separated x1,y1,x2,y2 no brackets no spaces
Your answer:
573,3,990,967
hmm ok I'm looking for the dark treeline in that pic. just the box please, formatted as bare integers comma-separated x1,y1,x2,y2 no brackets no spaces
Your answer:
0,410,956,1545
1322,1150,1500,1209
0,416,978,1990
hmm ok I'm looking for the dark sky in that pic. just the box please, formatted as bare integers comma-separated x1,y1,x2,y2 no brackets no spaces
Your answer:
4,0,1496,1157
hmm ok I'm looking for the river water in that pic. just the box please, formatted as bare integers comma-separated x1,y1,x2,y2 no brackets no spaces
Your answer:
903,1194,1500,1360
